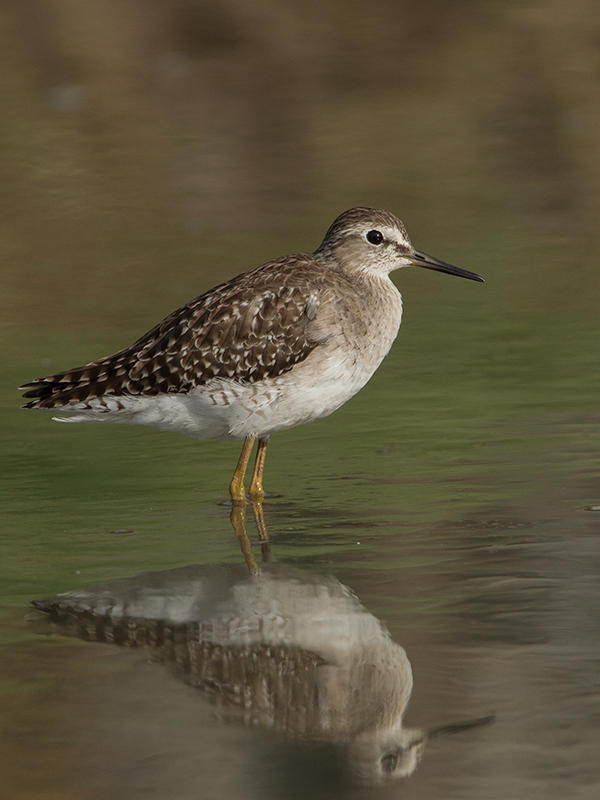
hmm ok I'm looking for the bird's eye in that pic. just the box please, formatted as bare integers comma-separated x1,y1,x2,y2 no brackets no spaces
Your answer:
380,751,398,773
366,229,383,245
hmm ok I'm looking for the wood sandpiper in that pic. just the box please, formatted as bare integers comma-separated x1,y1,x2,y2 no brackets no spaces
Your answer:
21,207,484,502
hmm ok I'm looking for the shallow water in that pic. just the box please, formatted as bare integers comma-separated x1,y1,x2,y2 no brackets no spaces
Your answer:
2,3,600,798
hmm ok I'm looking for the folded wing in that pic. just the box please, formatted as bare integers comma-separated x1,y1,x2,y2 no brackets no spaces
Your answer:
21,256,323,410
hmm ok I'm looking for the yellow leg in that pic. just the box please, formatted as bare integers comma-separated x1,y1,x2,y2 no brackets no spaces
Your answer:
248,437,268,502
229,435,256,503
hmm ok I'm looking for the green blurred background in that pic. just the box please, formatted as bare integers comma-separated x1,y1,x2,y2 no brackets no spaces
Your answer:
1,2,599,798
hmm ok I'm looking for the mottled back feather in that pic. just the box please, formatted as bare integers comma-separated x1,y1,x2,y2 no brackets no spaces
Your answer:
21,254,332,410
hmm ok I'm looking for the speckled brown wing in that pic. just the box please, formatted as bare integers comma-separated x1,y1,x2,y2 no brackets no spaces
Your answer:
20,255,326,410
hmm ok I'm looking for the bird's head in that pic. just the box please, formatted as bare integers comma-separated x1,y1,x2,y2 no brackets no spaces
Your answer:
315,206,484,283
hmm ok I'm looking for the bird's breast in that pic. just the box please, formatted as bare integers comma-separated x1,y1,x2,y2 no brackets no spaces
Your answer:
330,274,403,378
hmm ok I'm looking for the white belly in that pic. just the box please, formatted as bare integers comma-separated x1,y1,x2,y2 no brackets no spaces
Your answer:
53,353,385,440
207,341,385,439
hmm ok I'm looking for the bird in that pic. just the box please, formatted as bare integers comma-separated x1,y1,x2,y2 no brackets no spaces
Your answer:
21,207,484,502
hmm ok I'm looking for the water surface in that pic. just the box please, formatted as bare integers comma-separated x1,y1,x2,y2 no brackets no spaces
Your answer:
2,3,599,798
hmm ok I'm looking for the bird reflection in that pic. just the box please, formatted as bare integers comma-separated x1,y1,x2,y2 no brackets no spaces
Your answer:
32,506,492,785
